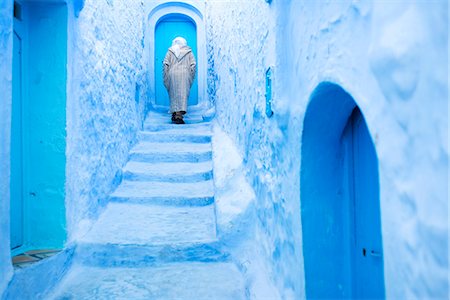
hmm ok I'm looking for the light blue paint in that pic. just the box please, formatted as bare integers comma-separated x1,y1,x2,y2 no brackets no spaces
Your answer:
0,1,446,299
0,0,15,293
43,110,247,299
73,0,84,17
155,14,198,107
300,82,385,299
10,30,23,250
11,1,67,254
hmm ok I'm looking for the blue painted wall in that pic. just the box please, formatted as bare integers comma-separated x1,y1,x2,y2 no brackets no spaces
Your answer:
26,2,67,250
10,29,23,250
207,1,448,298
10,1,67,255
0,0,14,294
154,14,198,107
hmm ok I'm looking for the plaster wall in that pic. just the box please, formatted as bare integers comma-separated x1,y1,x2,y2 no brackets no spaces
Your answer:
65,0,148,239
206,0,304,298
206,0,448,298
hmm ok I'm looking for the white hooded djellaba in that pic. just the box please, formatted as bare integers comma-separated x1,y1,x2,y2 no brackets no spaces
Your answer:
163,37,197,113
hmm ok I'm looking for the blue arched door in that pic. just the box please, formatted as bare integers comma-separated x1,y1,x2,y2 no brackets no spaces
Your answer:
155,14,198,107
300,83,385,299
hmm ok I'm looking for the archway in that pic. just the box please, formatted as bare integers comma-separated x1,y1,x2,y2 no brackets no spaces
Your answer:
146,1,206,108
300,82,385,299
154,14,198,106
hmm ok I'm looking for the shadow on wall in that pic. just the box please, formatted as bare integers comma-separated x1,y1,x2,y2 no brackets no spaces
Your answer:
300,82,385,299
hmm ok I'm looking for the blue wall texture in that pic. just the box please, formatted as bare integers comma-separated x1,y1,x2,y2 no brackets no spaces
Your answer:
65,0,148,239
0,0,448,298
207,0,448,298
1,0,148,294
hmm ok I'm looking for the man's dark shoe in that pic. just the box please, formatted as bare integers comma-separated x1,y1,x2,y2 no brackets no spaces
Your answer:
172,111,185,124
173,117,185,124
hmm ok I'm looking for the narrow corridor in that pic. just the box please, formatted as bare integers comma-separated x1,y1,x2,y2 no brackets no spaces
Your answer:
47,108,245,299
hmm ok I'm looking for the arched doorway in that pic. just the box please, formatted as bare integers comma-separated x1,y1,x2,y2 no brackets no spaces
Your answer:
300,82,385,299
154,14,198,107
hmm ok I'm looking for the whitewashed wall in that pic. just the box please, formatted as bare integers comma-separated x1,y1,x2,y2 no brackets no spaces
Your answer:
207,0,448,298
66,0,148,239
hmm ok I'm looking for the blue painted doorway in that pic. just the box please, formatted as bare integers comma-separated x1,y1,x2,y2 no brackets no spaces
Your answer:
11,30,24,250
10,1,67,254
155,14,198,107
300,83,385,299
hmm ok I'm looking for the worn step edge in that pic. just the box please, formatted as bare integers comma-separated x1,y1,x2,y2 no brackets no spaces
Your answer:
129,151,212,163
150,105,206,114
123,170,213,183
144,122,211,132
75,242,229,268
138,132,212,143
146,117,205,123
108,195,214,206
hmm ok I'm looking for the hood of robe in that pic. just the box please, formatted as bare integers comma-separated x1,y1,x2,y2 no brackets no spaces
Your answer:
169,37,192,60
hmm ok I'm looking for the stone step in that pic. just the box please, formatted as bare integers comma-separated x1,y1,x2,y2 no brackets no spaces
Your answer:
146,114,205,125
140,126,211,135
129,142,212,163
80,203,217,245
110,180,214,206
150,104,207,114
123,161,213,183
138,130,212,144
48,262,245,300
144,122,211,132
76,241,228,268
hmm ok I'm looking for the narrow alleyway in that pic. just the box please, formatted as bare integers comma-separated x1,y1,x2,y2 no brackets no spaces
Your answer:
47,108,246,299
0,1,447,299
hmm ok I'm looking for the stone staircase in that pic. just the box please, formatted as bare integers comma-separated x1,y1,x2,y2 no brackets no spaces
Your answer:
47,108,245,299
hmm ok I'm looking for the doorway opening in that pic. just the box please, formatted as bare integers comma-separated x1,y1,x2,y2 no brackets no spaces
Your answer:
300,82,385,299
154,13,198,107
11,0,67,258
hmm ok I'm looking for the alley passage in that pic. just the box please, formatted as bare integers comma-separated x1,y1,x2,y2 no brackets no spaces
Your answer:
48,108,245,299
